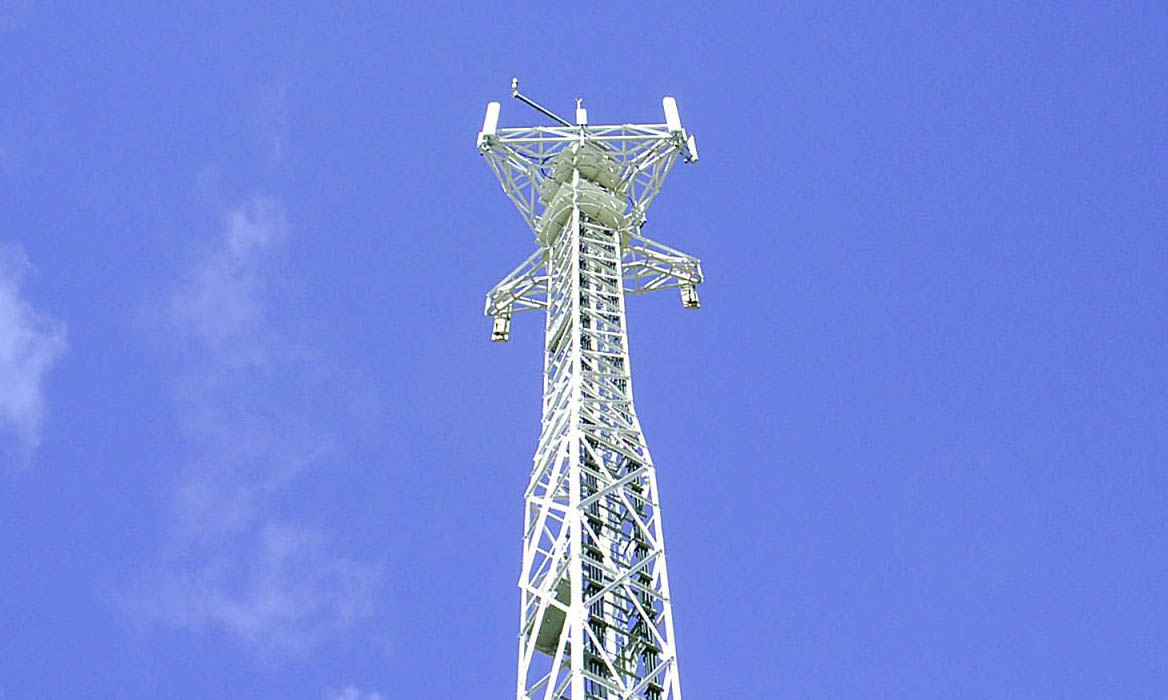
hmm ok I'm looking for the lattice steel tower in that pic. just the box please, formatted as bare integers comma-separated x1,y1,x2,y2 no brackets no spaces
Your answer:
478,79,702,700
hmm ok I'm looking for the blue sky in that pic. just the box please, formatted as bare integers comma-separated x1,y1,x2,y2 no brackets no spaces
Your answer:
1,3,1166,698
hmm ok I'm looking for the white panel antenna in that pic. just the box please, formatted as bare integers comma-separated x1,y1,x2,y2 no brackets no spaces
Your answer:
482,101,501,135
477,101,501,149
662,96,683,132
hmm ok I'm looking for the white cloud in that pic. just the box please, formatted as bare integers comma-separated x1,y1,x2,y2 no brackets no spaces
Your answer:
168,196,286,366
150,521,381,656
0,244,65,463
133,196,382,657
324,687,385,700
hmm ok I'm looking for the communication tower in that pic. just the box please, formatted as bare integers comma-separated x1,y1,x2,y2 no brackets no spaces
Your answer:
478,79,702,700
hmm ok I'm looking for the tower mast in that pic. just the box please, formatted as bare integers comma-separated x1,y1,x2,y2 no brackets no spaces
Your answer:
479,80,702,700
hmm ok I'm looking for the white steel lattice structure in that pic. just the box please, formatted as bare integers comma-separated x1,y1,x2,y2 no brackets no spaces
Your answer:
478,81,702,700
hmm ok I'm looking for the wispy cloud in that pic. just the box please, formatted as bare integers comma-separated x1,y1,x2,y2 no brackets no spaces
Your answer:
324,687,385,700
168,196,285,367
132,196,382,657
0,243,65,464
151,522,381,656
251,81,290,167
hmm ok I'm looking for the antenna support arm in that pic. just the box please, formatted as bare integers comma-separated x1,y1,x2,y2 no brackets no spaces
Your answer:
510,77,574,128
485,247,549,341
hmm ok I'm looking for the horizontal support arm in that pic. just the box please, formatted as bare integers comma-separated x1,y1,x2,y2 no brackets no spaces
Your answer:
485,248,548,341
623,233,704,308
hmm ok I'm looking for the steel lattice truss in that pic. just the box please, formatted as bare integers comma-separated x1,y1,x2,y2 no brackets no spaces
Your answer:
478,93,701,700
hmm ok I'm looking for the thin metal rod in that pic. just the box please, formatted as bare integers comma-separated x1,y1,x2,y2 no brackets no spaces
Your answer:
511,77,573,128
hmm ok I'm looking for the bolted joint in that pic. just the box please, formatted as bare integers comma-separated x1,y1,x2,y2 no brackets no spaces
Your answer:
680,284,700,309
491,313,512,342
